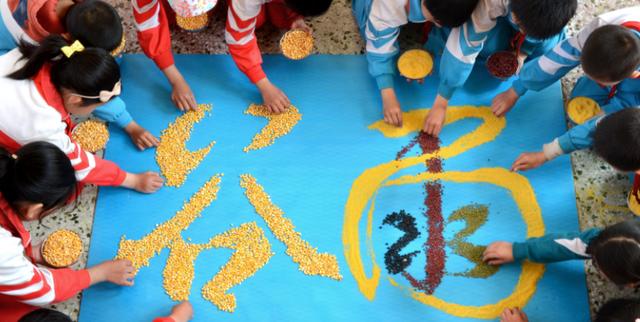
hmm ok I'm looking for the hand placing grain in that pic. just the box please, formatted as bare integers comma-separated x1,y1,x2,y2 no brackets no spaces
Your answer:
482,242,514,266
88,259,135,286
500,308,529,322
123,172,164,193
125,121,159,151
511,152,547,172
423,96,448,136
164,65,197,112
381,88,403,127
492,88,520,117
257,78,290,114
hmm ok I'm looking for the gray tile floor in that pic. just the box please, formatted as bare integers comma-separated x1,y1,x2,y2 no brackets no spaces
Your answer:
40,0,638,320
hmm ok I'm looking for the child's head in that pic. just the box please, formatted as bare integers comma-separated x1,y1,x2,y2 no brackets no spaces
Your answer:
284,0,332,17
587,219,640,287
18,309,72,322
594,108,640,173
582,25,640,85
8,35,121,116
595,298,640,322
422,0,480,28
65,0,124,55
0,142,76,221
510,0,577,39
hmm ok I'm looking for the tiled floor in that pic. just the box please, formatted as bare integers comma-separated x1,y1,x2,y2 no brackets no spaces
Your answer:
40,0,639,320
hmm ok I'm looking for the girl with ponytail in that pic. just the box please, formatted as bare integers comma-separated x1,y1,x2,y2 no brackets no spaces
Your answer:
0,35,163,193
0,142,135,322
0,0,159,150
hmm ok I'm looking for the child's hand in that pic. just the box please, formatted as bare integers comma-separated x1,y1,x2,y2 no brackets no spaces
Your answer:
423,96,448,136
169,302,194,322
31,243,45,265
256,78,290,114
511,152,547,172
125,122,160,151
88,259,135,286
123,172,164,193
163,65,197,112
492,88,520,117
500,308,529,322
482,242,514,265
291,18,312,34
381,88,403,127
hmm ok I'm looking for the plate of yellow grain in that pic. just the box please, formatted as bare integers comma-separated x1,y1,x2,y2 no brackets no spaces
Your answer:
176,13,209,32
280,30,314,60
397,49,433,80
72,120,110,153
566,97,603,124
42,230,83,268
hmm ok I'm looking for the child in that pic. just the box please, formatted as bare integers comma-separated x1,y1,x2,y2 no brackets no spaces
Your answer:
499,298,640,322
422,0,577,136
352,0,480,127
0,0,159,150
0,142,135,322
510,108,640,173
18,302,194,322
225,0,332,114
132,0,210,112
492,6,640,117
0,35,163,193
482,219,640,288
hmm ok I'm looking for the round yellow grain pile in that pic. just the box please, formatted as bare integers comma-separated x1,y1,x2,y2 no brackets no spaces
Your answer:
280,30,314,60
176,13,209,32
110,34,126,57
72,120,109,153
42,230,83,268
629,192,640,216
398,49,433,80
566,97,602,124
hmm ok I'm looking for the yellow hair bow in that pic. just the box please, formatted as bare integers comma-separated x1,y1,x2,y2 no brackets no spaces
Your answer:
61,40,85,58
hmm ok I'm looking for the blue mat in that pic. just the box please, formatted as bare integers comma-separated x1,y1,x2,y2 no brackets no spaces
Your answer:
79,54,589,322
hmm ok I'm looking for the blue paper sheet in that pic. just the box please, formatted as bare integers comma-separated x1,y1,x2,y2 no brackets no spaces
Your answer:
79,54,589,322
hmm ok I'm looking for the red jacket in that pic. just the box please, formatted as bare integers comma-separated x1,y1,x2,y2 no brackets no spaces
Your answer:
132,0,175,70
0,196,91,322
3,0,65,44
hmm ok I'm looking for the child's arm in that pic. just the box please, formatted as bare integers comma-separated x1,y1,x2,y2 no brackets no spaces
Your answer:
92,98,160,150
132,0,197,111
424,0,505,135
511,116,601,171
0,230,134,306
483,228,602,265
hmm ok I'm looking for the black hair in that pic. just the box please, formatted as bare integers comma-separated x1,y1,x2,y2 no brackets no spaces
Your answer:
582,25,640,83
8,35,120,106
510,0,577,39
0,142,76,214
65,0,123,52
284,0,332,17
595,298,640,322
594,108,640,172
19,309,72,322
423,0,480,28
587,220,640,286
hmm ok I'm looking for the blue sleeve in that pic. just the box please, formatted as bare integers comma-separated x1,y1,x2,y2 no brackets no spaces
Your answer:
367,50,397,90
438,20,496,100
92,97,133,129
512,228,602,263
556,117,601,154
516,38,582,95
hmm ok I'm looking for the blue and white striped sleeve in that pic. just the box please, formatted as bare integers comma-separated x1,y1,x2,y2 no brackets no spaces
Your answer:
364,17,401,90
512,228,602,263
512,19,602,96
543,116,602,160
438,0,503,99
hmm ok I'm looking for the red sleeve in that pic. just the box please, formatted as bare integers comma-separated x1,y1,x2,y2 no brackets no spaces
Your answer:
153,318,176,322
66,141,127,187
225,1,266,83
132,0,175,70
51,269,91,303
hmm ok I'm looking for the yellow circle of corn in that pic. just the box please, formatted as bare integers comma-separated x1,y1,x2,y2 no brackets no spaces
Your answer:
176,13,209,32
280,30,314,60
72,120,109,153
629,192,640,216
566,97,602,124
42,230,83,268
398,49,433,80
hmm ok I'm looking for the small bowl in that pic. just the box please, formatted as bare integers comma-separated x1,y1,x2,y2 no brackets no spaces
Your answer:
398,49,434,80
71,120,109,153
280,30,314,60
486,51,518,80
566,97,603,125
42,230,83,268
176,13,209,32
